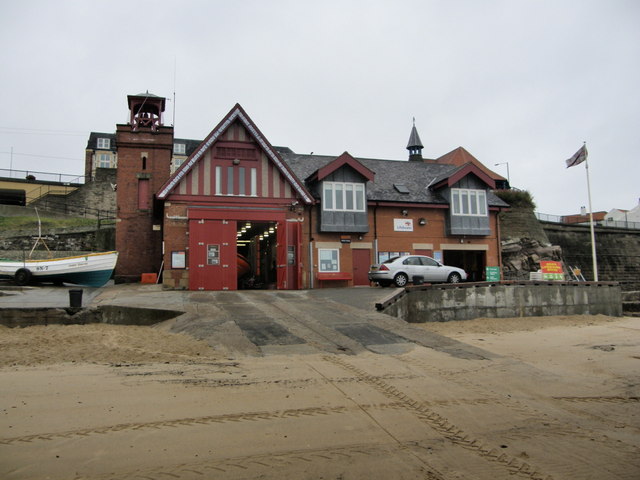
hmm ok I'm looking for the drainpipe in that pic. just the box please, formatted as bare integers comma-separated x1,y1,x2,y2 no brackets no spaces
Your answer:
373,202,379,263
496,207,503,276
308,204,314,289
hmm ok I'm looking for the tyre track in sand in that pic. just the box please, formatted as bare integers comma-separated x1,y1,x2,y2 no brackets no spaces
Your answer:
322,355,554,480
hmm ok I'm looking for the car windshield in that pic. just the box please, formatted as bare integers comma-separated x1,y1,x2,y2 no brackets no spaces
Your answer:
383,257,400,264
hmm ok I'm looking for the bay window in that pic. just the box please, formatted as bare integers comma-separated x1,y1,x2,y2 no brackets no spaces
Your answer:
451,188,487,216
323,181,365,212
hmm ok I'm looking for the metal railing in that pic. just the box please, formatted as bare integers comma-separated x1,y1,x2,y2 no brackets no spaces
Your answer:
0,167,85,185
535,212,640,230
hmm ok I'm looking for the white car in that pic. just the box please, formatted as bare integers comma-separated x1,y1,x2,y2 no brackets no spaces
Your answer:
368,255,467,287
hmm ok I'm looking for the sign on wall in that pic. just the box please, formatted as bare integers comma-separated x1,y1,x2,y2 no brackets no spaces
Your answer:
540,261,564,280
485,266,501,281
172,251,186,269
394,218,414,232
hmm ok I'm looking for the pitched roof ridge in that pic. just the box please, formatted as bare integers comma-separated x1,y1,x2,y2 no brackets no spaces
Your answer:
157,104,312,202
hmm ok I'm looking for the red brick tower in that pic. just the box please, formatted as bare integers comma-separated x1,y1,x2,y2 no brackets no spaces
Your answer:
115,92,173,281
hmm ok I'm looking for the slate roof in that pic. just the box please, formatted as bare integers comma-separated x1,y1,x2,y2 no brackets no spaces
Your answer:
173,137,202,156
275,147,509,208
86,132,116,150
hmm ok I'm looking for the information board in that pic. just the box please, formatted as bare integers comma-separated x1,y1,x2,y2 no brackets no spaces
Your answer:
485,266,501,282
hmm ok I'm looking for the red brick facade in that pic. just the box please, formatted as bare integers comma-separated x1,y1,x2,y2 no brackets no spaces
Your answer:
112,96,506,289
114,124,173,281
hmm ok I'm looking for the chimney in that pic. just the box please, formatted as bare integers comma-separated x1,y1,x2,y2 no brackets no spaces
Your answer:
580,206,586,216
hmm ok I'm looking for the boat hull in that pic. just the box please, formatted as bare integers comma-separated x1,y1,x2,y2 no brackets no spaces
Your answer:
0,251,118,287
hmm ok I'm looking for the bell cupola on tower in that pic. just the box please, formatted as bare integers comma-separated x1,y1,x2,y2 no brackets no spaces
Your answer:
115,91,174,282
128,91,166,131
406,118,424,161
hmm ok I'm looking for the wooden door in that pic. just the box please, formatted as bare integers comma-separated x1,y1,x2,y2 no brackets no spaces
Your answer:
285,221,302,290
189,219,237,290
352,249,371,286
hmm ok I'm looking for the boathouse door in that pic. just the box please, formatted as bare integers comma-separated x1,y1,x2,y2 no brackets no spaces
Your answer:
189,219,237,291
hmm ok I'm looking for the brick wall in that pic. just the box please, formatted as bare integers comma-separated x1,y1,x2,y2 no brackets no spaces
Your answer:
162,203,189,289
115,124,173,281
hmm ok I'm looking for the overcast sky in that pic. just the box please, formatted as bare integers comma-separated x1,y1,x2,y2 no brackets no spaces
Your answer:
1,0,638,215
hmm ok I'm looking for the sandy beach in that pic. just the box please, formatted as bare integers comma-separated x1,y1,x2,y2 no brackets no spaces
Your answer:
1,314,638,479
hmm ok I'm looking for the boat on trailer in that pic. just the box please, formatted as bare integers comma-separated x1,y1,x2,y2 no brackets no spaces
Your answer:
0,251,119,287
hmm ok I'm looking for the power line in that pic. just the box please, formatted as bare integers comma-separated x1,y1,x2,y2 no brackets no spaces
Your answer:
0,150,84,162
0,126,88,137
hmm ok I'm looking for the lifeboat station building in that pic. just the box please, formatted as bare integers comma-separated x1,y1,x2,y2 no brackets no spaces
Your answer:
94,93,508,290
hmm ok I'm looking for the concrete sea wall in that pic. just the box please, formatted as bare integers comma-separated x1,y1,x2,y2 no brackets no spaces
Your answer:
380,282,622,323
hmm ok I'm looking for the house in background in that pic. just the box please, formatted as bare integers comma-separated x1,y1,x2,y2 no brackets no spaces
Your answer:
85,132,117,180
97,92,509,289
562,207,607,225
605,200,640,227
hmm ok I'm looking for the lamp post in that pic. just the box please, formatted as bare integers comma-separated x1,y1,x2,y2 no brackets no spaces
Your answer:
494,162,510,185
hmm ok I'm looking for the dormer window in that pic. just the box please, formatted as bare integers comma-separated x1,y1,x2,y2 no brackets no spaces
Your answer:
323,181,365,212
451,188,487,216
97,138,110,149
174,143,186,155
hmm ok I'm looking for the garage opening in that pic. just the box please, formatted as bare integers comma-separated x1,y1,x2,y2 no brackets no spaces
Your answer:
236,221,279,289
443,249,486,282
189,216,300,291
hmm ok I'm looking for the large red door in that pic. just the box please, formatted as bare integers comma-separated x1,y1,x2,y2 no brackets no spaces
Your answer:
286,221,302,290
189,219,237,290
275,221,302,290
352,249,371,286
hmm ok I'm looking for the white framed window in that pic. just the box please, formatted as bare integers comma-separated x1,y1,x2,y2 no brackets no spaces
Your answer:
250,168,257,196
174,143,186,154
215,166,222,195
322,181,365,212
318,248,340,272
97,138,110,149
98,153,112,168
451,188,487,216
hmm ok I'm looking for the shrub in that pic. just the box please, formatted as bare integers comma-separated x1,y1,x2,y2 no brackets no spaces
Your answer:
494,189,536,209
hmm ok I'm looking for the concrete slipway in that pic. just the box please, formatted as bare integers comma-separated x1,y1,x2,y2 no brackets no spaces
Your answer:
0,283,492,360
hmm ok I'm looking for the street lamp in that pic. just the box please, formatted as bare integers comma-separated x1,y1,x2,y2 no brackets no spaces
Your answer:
494,162,510,185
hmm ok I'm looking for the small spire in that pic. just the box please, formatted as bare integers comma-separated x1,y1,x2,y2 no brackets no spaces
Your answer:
407,119,424,161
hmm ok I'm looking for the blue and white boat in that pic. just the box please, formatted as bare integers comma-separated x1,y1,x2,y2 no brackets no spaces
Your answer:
0,251,118,287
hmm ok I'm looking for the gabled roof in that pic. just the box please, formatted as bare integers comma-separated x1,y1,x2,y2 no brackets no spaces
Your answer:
310,151,375,182
430,162,496,190
276,148,508,208
86,132,116,150
436,146,506,182
157,104,313,202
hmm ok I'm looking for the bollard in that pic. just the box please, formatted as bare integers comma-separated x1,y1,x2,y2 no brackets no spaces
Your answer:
69,289,83,308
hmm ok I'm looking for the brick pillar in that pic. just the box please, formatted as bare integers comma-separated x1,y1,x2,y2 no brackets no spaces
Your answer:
114,124,173,281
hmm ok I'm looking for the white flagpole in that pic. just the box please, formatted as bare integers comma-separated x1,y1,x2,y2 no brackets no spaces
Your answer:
583,143,598,281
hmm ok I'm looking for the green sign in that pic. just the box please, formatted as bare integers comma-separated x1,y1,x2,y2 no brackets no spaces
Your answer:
485,266,501,282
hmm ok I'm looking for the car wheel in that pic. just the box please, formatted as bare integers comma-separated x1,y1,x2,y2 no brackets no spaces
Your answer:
447,272,462,284
15,268,32,286
394,273,409,287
